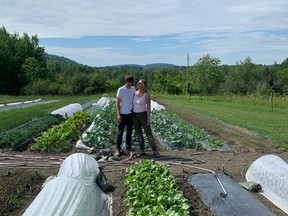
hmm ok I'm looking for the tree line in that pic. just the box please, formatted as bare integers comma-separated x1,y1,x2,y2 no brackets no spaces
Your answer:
1,26,288,96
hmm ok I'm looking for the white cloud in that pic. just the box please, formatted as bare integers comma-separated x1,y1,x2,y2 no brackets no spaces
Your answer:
1,0,287,37
131,37,159,42
1,0,287,66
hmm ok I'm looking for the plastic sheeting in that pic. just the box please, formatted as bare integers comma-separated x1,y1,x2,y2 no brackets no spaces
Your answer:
88,97,110,115
23,153,109,216
6,99,41,106
51,103,83,118
0,100,57,112
246,154,288,214
151,100,165,110
82,99,98,110
189,173,275,216
92,97,110,108
76,97,111,150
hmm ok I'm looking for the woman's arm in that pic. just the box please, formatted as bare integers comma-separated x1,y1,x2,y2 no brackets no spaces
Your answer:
146,92,151,125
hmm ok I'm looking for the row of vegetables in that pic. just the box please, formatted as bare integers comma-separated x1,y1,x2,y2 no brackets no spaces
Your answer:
0,97,228,215
0,97,226,152
125,159,191,215
151,109,225,150
80,100,117,149
0,114,65,151
29,111,92,152
77,99,225,151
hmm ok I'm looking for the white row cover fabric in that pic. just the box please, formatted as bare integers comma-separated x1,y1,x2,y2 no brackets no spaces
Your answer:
51,103,83,118
76,121,96,151
246,154,288,214
151,100,165,111
5,99,41,106
23,153,109,216
76,97,111,150
92,96,110,107
6,101,22,106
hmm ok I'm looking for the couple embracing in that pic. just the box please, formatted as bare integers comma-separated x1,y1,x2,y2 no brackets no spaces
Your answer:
115,75,160,158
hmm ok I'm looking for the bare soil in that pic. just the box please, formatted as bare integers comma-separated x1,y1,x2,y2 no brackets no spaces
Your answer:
1,105,288,216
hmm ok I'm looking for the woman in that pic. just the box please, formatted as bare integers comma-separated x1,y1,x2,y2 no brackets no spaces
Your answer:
133,79,160,158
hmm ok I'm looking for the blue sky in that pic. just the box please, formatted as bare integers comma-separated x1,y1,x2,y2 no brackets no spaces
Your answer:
1,0,288,67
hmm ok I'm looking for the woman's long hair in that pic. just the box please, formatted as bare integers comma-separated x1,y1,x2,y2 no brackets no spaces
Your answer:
138,79,148,92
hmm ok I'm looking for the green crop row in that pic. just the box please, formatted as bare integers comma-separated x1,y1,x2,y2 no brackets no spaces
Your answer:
0,114,64,151
151,109,225,149
79,99,225,151
125,159,191,216
81,100,117,148
29,111,92,153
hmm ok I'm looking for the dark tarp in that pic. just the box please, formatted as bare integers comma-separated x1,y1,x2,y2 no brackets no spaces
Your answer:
189,173,275,216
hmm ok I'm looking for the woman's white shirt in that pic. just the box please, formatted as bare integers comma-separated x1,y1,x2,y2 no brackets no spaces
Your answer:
133,92,147,113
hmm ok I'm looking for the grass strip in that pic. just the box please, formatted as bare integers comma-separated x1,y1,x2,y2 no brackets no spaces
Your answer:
156,94,288,150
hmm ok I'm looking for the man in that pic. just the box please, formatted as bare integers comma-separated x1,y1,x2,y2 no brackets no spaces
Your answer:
115,75,135,157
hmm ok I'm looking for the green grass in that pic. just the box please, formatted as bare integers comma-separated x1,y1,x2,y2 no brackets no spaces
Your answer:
0,94,103,132
154,94,288,150
0,95,40,104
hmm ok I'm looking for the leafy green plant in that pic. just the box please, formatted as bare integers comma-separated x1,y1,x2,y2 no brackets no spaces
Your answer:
0,114,64,151
30,111,92,152
81,100,117,148
151,109,196,149
125,160,191,216
151,109,225,149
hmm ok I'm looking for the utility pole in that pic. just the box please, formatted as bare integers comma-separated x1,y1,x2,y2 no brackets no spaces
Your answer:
186,52,189,97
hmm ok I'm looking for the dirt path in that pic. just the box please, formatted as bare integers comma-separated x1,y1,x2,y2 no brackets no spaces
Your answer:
104,148,288,216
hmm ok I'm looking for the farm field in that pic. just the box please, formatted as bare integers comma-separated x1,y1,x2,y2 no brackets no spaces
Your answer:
155,94,288,150
0,94,105,132
0,94,288,216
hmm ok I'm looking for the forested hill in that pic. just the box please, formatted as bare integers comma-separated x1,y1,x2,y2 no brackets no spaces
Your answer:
45,54,80,66
114,63,176,69
1,26,288,96
144,63,176,69
45,53,177,70
45,53,176,69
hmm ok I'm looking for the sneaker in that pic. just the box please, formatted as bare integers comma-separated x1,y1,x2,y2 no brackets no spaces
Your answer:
153,152,161,158
115,148,121,157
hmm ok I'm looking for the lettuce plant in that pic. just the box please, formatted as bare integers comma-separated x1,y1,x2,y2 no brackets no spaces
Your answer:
125,160,191,216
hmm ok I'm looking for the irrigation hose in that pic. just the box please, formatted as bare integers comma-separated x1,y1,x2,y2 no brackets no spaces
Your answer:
166,161,215,173
120,152,135,163
166,161,228,197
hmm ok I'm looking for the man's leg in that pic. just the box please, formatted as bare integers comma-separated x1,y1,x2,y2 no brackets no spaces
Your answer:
124,113,133,150
116,118,125,150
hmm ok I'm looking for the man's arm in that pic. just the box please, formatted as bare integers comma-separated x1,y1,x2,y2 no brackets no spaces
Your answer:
116,97,121,122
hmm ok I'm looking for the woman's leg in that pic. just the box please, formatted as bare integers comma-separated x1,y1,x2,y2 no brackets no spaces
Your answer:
133,114,145,151
139,112,158,152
